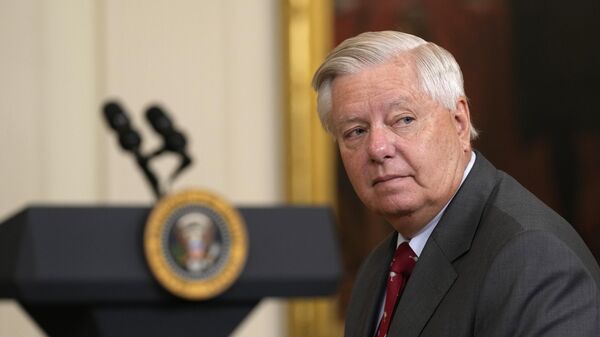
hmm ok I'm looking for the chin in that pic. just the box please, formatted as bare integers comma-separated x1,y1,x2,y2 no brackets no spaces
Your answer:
367,197,419,218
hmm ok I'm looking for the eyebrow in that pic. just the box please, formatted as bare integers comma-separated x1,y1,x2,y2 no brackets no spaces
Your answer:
387,97,414,111
334,116,364,130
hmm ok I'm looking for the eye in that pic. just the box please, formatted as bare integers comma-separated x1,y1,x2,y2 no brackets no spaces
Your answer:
398,116,415,125
343,127,367,139
390,115,416,129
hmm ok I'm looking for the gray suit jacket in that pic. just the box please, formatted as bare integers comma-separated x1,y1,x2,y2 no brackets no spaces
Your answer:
345,152,600,337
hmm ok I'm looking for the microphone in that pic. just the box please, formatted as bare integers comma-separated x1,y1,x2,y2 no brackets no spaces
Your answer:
146,105,174,135
145,105,192,182
102,101,162,198
103,102,142,152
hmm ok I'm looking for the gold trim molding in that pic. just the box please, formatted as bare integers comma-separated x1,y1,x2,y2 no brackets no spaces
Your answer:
282,0,342,336
282,0,335,204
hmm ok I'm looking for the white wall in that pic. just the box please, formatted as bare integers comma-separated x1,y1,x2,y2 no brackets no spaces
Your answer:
0,0,284,336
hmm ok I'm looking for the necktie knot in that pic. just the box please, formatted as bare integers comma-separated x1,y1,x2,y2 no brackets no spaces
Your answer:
390,242,417,275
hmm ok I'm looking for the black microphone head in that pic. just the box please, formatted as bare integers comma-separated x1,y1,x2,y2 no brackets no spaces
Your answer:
164,130,187,152
146,105,173,135
118,129,142,152
103,101,131,131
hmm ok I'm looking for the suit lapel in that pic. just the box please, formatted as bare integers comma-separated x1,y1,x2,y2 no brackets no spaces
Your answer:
389,239,456,337
387,152,500,337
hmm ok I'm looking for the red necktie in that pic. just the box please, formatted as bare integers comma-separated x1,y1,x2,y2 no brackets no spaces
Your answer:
375,242,417,337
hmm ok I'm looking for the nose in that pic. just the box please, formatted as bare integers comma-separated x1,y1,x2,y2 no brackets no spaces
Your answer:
366,126,395,163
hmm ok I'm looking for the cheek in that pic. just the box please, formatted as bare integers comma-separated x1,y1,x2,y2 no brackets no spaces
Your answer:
340,151,358,177
410,133,453,180
421,131,462,185
340,150,367,185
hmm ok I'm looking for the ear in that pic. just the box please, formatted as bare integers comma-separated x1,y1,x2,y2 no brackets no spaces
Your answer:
452,97,472,151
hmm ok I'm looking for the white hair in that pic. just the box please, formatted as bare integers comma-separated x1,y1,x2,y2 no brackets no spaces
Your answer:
312,31,478,139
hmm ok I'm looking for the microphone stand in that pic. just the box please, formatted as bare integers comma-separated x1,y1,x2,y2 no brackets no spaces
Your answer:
134,150,162,199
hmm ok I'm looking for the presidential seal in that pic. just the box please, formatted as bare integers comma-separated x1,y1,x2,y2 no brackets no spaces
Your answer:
144,189,248,300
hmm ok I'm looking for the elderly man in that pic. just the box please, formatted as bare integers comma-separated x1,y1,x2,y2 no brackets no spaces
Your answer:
312,31,600,337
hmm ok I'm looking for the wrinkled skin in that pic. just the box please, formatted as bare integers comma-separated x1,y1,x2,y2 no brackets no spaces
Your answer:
330,54,472,238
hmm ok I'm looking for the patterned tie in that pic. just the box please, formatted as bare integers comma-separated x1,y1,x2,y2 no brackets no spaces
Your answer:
375,242,417,337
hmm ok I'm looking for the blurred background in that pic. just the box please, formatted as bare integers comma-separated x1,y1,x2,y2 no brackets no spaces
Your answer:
1,0,598,336
0,0,284,336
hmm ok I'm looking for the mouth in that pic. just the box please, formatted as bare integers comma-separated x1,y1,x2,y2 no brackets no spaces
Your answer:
372,175,407,186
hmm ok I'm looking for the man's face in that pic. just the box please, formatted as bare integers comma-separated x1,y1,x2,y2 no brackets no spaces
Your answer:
330,55,471,235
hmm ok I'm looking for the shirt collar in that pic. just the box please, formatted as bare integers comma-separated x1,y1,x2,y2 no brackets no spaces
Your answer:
398,151,476,256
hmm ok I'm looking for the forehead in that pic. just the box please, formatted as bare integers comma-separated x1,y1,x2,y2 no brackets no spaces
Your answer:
338,53,418,84
330,55,423,112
